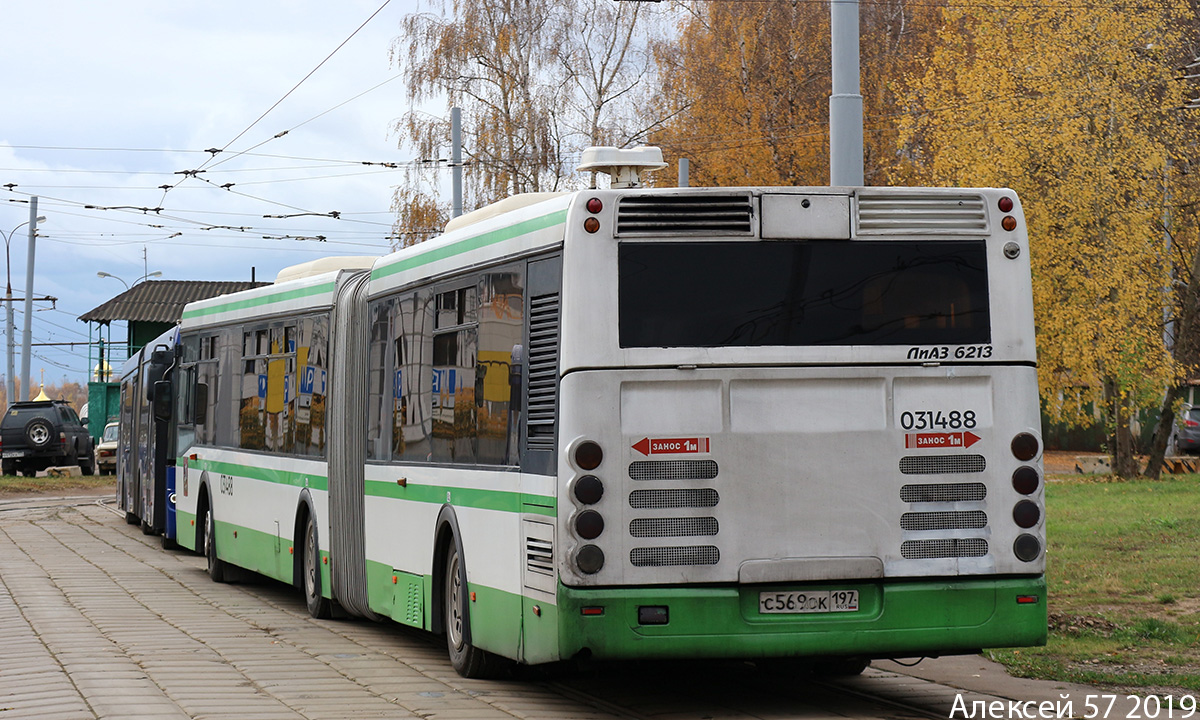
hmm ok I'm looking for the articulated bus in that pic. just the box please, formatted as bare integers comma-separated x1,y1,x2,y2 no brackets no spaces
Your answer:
170,147,1046,677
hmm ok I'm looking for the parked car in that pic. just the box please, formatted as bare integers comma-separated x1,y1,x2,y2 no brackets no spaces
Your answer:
96,421,119,475
0,400,95,476
1178,406,1200,455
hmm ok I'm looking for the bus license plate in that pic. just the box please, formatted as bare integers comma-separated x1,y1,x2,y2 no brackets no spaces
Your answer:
759,590,859,614
2,450,27,458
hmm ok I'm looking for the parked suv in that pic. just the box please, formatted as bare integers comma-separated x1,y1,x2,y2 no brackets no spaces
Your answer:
0,400,95,476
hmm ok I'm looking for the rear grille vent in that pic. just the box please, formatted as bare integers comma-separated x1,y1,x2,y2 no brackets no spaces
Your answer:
525,537,554,577
901,538,988,559
527,293,560,448
900,510,988,531
630,545,720,567
629,488,720,509
617,194,753,236
899,455,986,475
629,460,719,481
630,517,719,538
857,193,988,236
900,482,987,503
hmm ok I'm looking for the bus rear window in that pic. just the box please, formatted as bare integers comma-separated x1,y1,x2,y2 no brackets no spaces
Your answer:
618,240,990,348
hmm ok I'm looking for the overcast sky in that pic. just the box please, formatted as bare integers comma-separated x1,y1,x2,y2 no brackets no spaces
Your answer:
1,0,426,389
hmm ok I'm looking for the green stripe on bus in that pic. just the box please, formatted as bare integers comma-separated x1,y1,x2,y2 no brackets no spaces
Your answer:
371,209,567,281
184,457,329,492
180,281,337,319
210,517,296,586
181,456,555,515
364,479,556,516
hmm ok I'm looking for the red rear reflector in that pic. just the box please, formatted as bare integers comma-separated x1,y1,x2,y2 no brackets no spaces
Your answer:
581,607,605,616
1016,595,1039,604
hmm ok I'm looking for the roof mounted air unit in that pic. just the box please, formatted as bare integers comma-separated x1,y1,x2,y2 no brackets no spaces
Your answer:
576,146,667,189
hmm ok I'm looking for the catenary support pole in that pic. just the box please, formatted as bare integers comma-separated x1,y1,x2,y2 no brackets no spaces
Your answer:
451,107,463,218
829,0,864,186
20,196,36,401
6,265,14,401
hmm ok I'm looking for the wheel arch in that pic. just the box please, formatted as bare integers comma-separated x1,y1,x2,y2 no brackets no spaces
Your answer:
431,504,468,639
293,490,317,591
195,473,215,542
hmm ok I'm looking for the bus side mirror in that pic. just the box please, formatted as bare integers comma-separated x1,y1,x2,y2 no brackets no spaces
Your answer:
509,344,525,402
194,383,209,425
153,380,172,422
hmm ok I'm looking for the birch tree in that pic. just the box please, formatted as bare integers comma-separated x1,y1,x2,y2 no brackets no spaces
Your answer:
388,0,667,246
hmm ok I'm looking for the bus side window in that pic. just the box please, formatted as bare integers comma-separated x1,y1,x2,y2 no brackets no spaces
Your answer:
477,269,524,465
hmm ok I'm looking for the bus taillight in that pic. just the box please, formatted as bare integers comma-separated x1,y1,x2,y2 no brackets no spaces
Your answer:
998,196,1014,212
1013,500,1041,529
574,441,603,470
573,475,604,504
576,545,605,574
1012,466,1040,495
1011,433,1039,461
1014,534,1041,562
586,197,603,213
575,509,605,540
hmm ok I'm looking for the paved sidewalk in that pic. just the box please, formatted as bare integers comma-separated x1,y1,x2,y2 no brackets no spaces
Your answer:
0,499,1127,720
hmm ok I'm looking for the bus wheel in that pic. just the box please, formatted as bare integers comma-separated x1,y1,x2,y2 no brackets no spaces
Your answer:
203,503,228,583
444,541,510,679
302,513,332,619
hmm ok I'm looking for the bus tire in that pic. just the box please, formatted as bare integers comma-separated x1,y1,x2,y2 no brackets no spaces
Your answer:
302,512,332,619
444,540,510,679
203,500,228,583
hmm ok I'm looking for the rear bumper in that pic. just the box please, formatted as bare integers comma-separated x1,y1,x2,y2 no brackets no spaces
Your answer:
557,576,1046,661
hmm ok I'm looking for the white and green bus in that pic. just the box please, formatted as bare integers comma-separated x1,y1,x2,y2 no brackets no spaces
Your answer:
172,147,1046,677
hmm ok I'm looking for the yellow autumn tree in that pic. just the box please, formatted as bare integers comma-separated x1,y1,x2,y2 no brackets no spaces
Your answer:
651,0,943,186
898,0,1198,476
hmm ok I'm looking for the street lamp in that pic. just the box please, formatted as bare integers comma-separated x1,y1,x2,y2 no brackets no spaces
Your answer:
1,216,46,403
96,271,129,290
97,270,162,290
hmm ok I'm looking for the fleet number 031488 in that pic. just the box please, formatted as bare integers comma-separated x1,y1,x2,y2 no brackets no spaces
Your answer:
759,590,859,614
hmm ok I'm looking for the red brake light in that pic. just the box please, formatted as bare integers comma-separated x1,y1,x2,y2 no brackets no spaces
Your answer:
998,196,1014,212
586,197,603,213
1187,420,1200,428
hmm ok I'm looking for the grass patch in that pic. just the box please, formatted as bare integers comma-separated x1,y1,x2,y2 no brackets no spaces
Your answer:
0,473,115,496
988,474,1200,690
